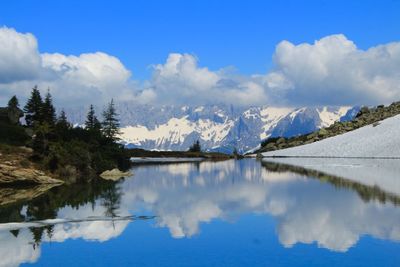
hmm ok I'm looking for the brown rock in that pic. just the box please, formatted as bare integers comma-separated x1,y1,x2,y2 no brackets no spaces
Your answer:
0,164,63,185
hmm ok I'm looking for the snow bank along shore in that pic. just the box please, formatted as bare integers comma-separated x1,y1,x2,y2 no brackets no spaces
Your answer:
262,114,400,158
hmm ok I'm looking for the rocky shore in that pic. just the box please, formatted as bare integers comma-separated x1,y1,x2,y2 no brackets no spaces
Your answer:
0,146,63,186
0,163,63,185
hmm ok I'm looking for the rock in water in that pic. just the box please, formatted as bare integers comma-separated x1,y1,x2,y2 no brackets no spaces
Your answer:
100,168,133,181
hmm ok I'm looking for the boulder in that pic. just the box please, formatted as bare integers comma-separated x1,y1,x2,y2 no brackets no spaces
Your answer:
276,137,286,144
306,132,318,140
318,128,328,136
100,168,133,181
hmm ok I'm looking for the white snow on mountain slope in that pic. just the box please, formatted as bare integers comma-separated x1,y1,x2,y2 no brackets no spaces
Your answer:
194,106,204,112
259,107,294,139
198,118,235,142
263,114,400,158
289,107,306,120
121,117,194,146
317,106,352,128
120,116,234,148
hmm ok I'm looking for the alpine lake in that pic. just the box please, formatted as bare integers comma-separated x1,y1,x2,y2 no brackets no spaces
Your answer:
1,158,399,267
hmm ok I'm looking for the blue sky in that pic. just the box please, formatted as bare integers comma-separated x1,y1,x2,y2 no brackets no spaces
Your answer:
0,0,400,107
1,0,399,79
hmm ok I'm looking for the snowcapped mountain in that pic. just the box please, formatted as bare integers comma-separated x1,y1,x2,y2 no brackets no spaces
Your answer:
65,104,358,153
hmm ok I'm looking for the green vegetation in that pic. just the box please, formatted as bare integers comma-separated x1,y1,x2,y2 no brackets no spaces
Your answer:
23,86,43,128
1,87,130,182
101,99,120,141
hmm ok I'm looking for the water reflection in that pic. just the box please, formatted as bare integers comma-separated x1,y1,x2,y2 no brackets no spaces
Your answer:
262,160,400,206
126,160,400,251
1,159,400,266
262,157,400,196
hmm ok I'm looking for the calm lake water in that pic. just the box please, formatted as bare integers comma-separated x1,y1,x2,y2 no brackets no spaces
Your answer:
1,159,400,267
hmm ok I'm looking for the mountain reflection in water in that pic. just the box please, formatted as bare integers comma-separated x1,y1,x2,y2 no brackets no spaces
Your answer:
0,159,400,266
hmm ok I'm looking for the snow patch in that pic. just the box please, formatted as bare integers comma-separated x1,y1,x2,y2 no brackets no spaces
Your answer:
263,114,400,158
318,106,351,128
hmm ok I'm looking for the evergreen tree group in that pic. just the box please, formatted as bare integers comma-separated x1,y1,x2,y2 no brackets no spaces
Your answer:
3,86,129,179
22,86,121,141
101,99,120,141
85,104,101,131
42,90,56,126
23,86,43,127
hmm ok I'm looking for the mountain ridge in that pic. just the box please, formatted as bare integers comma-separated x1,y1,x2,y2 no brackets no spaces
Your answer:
65,104,358,153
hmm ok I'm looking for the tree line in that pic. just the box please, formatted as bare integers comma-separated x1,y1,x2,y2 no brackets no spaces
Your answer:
3,86,129,181
21,86,120,141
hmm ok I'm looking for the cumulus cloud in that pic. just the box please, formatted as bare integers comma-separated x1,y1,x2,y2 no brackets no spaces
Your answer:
1,26,400,108
0,27,41,83
0,26,148,107
145,35,400,106
146,53,269,106
268,34,400,106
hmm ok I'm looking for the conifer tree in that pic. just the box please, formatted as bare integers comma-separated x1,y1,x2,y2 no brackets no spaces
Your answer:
85,104,101,131
24,86,43,127
56,109,71,130
7,95,19,109
101,99,120,140
42,90,56,126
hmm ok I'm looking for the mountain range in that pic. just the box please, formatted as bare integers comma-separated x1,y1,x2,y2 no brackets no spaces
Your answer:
65,103,359,153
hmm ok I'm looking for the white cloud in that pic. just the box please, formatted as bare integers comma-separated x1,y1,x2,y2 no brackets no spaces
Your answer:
39,52,137,106
0,202,129,267
0,27,41,83
1,26,400,108
269,34,400,105
152,53,219,91
0,230,40,267
0,26,146,107
147,53,269,106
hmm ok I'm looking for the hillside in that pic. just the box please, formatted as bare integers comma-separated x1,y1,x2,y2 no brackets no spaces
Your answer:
262,112,400,158
259,102,400,155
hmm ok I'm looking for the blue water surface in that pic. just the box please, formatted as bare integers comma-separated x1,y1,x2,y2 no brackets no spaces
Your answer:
0,159,398,267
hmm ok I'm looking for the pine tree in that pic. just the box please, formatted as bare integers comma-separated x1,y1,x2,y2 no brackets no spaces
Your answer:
7,95,19,109
85,104,101,131
56,109,71,129
42,90,56,127
101,99,120,140
24,86,43,127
